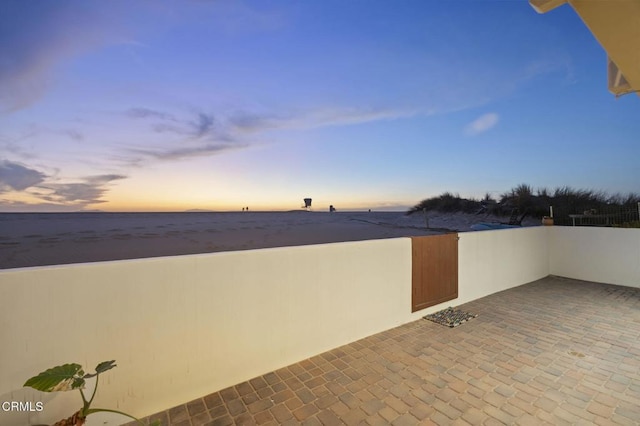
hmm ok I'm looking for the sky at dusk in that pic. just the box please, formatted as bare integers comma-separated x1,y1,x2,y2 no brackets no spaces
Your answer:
1,0,639,212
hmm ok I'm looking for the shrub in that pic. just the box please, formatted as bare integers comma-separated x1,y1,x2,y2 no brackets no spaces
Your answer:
409,185,640,223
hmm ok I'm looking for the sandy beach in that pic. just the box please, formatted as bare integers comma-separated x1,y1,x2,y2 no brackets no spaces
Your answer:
0,211,539,269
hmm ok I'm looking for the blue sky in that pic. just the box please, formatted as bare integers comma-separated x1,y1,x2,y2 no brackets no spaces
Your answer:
1,0,638,212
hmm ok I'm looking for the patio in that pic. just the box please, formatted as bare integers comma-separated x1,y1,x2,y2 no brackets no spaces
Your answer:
132,276,640,425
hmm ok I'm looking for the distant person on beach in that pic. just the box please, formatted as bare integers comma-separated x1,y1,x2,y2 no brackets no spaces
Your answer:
329,205,336,212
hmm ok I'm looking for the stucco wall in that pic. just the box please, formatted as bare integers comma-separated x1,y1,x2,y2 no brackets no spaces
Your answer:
1,238,422,425
457,227,550,304
0,226,565,425
548,226,640,288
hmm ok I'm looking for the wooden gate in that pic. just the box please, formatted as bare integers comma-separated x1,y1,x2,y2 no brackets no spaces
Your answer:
411,234,459,312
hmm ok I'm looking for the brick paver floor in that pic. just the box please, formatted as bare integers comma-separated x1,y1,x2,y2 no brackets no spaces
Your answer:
132,276,640,425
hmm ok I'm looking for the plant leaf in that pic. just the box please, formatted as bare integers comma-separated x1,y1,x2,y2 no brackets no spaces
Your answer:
85,360,117,378
24,364,85,392
95,360,117,374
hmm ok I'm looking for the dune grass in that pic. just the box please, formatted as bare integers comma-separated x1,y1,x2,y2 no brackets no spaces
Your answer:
409,184,640,226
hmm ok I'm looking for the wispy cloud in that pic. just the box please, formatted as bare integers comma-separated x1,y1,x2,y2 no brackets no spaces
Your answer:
0,159,126,209
130,143,246,162
522,56,574,85
65,129,85,141
304,107,418,129
228,107,417,134
465,113,499,136
191,113,215,138
123,108,240,162
39,174,126,205
0,160,47,192
0,126,40,160
127,108,178,121
127,108,223,140
123,106,414,164
0,2,130,114
85,174,127,185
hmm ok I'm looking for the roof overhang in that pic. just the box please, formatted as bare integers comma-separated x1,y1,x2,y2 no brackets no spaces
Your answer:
530,0,640,97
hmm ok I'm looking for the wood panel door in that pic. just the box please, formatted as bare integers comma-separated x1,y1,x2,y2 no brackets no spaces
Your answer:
411,234,458,312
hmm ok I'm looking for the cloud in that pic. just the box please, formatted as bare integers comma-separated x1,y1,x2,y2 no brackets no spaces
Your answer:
228,111,285,133
0,1,134,113
127,108,177,121
0,160,126,209
127,108,221,140
123,105,413,164
304,107,417,129
127,107,187,137
85,174,127,185
0,160,47,192
39,174,126,205
0,0,287,114
131,105,412,138
121,105,416,166
228,107,416,134
0,125,40,159
465,113,499,136
122,108,245,163
131,143,245,162
66,129,84,141
191,113,215,138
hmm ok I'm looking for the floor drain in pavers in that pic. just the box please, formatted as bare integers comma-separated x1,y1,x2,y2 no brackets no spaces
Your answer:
423,307,477,327
568,350,586,358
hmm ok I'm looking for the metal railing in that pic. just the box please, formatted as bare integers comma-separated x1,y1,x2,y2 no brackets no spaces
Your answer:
553,202,640,227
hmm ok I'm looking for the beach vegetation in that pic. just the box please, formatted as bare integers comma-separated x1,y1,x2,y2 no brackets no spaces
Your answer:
408,191,488,214
24,361,159,426
409,184,640,225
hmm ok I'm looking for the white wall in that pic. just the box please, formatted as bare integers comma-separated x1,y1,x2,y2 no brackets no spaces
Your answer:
458,227,550,304
549,227,640,288
1,238,424,425
0,226,581,425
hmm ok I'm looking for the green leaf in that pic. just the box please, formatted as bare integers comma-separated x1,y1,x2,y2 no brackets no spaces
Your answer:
95,360,116,374
84,360,117,378
24,364,85,392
